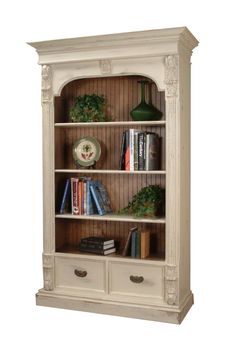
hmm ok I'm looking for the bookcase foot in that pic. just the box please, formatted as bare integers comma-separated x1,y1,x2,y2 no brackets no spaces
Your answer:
36,290,193,324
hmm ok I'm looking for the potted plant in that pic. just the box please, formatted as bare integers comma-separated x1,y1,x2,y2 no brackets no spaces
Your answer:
69,94,108,122
118,185,165,218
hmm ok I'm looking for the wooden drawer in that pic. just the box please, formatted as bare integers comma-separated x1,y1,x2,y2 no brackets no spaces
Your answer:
55,256,106,294
109,261,164,300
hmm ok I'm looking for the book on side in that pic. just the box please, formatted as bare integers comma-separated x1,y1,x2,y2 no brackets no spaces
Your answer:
80,236,115,247
78,243,116,255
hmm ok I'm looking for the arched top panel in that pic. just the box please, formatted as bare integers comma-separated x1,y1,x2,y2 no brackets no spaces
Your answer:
56,73,163,97
54,75,165,124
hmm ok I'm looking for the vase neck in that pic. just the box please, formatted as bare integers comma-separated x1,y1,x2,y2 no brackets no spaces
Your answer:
140,81,147,103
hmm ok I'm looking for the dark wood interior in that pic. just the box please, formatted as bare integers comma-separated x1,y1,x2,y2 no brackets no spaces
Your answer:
54,75,166,261
54,75,165,123
55,218,165,260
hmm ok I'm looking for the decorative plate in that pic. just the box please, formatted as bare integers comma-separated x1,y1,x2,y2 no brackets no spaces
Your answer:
72,136,101,167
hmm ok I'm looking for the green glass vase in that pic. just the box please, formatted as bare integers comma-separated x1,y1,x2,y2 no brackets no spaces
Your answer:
130,80,163,121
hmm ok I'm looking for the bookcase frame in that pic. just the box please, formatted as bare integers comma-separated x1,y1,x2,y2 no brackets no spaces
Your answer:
29,27,198,324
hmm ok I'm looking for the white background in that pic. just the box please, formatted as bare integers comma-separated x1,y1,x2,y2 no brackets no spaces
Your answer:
0,0,235,354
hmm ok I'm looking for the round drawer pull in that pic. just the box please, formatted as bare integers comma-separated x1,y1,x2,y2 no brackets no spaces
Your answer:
74,269,87,278
130,275,144,283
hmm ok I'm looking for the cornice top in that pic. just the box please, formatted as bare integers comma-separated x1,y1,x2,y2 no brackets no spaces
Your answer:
28,27,198,64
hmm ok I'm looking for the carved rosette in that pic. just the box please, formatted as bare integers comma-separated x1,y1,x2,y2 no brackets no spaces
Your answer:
164,265,179,305
41,65,53,104
99,59,112,75
164,55,179,98
43,253,54,291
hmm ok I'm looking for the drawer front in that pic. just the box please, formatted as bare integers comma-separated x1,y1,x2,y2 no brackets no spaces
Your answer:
55,256,106,294
109,261,163,300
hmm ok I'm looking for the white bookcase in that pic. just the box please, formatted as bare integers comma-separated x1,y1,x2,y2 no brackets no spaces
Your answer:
29,27,198,324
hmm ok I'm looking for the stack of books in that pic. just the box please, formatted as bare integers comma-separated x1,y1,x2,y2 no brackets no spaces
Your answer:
122,227,150,259
79,236,116,255
59,178,112,216
119,129,160,171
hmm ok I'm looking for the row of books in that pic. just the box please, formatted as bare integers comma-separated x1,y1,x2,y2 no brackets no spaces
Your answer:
78,236,116,255
119,129,160,171
122,227,150,259
59,177,112,216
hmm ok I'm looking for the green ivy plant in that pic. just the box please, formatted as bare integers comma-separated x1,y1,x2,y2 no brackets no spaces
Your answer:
119,185,165,217
69,94,108,122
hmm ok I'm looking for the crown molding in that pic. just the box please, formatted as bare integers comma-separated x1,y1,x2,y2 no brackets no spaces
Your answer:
28,27,199,65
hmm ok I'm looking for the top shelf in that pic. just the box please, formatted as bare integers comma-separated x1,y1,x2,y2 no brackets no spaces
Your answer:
55,121,166,128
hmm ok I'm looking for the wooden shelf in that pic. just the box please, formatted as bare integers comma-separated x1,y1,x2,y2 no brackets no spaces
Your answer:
55,169,166,175
55,213,165,224
54,121,166,128
56,245,165,263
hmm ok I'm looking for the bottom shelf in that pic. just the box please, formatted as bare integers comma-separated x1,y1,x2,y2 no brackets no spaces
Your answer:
55,218,165,262
56,244,165,262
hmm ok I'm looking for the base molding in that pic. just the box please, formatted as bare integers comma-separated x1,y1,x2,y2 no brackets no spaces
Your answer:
36,290,193,324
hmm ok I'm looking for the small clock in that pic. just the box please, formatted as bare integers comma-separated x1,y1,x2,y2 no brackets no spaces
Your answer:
72,136,101,168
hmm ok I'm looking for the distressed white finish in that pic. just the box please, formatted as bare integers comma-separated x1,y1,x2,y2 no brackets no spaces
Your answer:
29,27,198,324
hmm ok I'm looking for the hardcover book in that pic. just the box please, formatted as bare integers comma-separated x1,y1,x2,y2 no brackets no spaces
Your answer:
131,230,137,258
141,230,150,258
78,243,116,255
89,181,106,215
71,177,79,215
80,236,115,246
59,178,71,214
86,180,97,215
135,231,141,258
145,133,160,170
97,181,112,213
119,131,126,170
124,130,130,171
122,227,137,256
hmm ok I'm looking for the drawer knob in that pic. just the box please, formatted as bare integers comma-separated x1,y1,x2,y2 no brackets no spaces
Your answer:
74,269,87,278
130,275,144,283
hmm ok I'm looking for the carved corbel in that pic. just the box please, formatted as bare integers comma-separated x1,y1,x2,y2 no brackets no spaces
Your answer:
164,55,179,98
42,253,54,291
164,265,179,305
100,59,112,75
41,65,53,104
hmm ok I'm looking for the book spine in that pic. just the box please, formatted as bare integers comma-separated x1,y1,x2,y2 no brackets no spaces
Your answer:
59,179,70,214
131,231,137,258
135,231,141,258
71,178,79,215
119,131,126,170
86,181,91,215
79,241,114,250
146,133,159,170
79,180,84,215
83,180,87,215
125,130,130,171
133,131,139,171
141,230,150,259
138,132,144,171
143,132,147,170
122,227,137,256
145,133,150,170
129,129,135,171
97,182,112,213
79,244,116,255
90,182,106,215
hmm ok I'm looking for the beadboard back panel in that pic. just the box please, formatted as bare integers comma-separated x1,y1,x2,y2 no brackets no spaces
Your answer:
55,218,165,260
54,75,165,123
